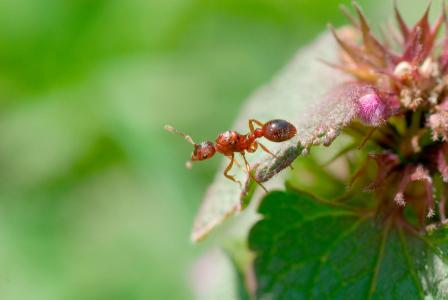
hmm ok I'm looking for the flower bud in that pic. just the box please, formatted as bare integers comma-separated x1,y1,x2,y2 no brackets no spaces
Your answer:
393,61,413,80
419,58,438,78
356,92,387,126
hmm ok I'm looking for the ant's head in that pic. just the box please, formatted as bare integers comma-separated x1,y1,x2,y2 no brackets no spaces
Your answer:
191,141,216,161
165,125,216,168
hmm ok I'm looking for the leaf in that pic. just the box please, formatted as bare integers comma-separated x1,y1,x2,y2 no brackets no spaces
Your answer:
191,30,357,242
249,190,448,300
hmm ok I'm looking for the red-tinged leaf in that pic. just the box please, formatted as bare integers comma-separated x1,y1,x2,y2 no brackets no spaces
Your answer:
365,152,400,191
402,4,431,64
353,3,388,64
394,1,410,41
191,31,363,242
440,4,448,72
329,25,377,67
339,4,359,28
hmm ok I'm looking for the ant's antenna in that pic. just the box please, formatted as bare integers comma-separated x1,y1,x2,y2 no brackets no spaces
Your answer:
164,125,196,145
164,125,195,169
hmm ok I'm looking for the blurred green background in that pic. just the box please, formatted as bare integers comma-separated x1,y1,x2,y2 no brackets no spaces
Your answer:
0,0,431,299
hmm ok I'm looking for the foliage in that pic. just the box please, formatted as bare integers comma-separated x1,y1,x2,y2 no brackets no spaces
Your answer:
192,2,448,299
0,0,434,299
250,190,448,300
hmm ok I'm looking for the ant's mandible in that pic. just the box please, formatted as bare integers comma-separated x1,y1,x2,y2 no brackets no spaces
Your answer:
165,119,297,192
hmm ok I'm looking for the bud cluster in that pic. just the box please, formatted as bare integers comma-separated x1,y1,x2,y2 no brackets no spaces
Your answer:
330,3,448,228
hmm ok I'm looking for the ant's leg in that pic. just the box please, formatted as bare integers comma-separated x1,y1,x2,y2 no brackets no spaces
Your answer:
223,154,242,188
248,119,264,133
233,158,244,170
234,156,261,180
241,153,268,193
234,155,259,176
258,142,293,170
258,142,278,159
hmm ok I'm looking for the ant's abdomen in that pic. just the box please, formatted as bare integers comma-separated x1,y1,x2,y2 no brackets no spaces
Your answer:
262,119,297,142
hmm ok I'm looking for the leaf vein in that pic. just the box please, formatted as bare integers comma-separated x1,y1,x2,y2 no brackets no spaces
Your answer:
367,220,390,300
398,228,425,300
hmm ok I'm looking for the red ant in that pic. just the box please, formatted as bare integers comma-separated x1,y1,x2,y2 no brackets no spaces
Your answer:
165,119,297,191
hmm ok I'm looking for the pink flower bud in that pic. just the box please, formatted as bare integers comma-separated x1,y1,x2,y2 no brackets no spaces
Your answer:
356,92,387,126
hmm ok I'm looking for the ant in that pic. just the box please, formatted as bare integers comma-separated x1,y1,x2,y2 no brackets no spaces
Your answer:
165,119,297,192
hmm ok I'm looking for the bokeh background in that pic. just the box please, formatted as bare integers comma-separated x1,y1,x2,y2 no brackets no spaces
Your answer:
0,0,433,299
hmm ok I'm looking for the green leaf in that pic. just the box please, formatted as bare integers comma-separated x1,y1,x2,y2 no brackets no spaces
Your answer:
191,30,355,242
249,190,448,299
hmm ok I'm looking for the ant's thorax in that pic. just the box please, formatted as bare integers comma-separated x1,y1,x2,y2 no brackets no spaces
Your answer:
214,130,259,156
